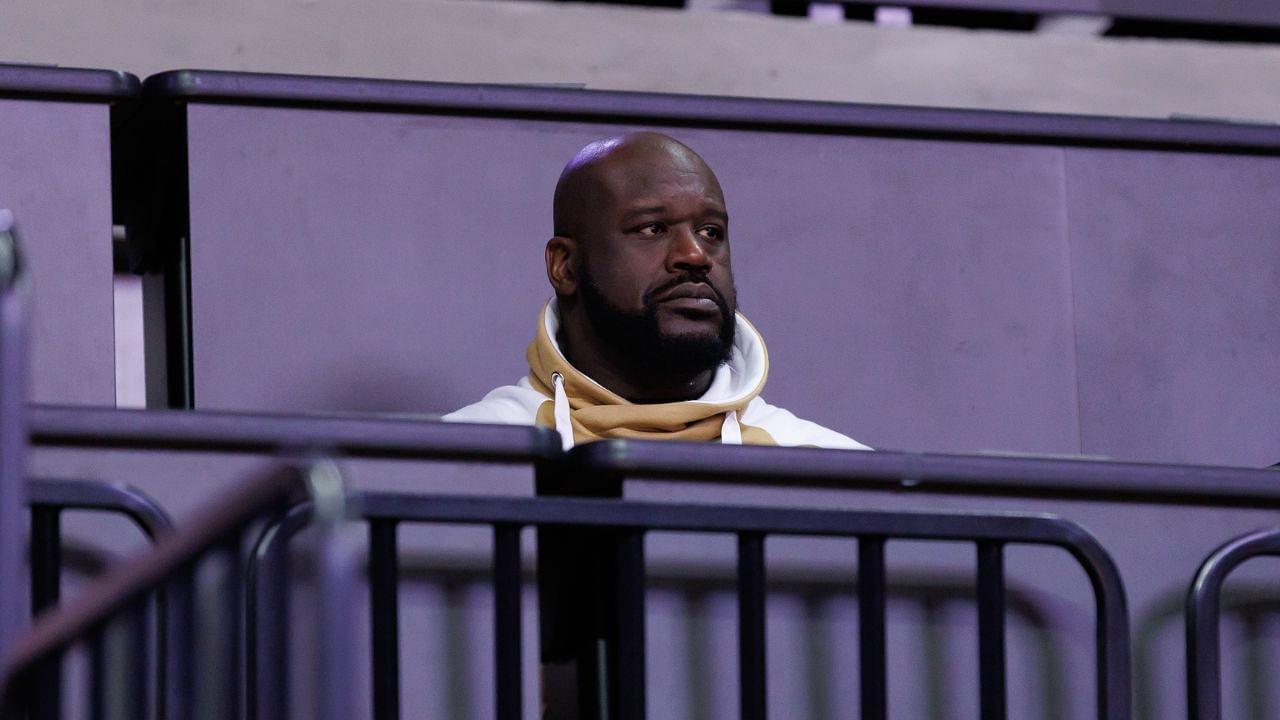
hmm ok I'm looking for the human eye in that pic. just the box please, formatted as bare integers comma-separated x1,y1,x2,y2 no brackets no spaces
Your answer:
698,225,725,241
636,222,666,236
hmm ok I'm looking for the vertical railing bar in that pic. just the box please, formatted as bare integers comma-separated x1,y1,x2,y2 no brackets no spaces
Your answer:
858,537,887,720
493,524,523,720
165,569,196,720
220,538,244,720
615,530,646,720
89,630,106,720
976,541,1007,720
369,519,401,720
737,532,766,720
247,516,292,720
29,506,61,720
119,602,148,720
1187,578,1221,720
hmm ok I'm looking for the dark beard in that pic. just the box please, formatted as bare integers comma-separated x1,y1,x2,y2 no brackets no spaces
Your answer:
576,272,736,379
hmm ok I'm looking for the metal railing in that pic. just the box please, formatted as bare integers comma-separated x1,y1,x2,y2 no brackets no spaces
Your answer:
23,404,558,719
0,460,357,720
246,490,1129,720
26,478,174,720
1186,527,1280,720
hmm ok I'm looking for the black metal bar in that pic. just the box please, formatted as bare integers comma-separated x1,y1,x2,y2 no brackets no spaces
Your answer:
858,537,887,720
976,541,1007,720
1186,528,1280,720
246,512,297,720
29,506,61,720
493,524,523,720
117,603,148,720
359,491,1113,546
218,538,244,720
28,404,560,461
29,478,176,539
0,64,141,103
569,441,1280,509
89,630,106,720
140,69,1280,156
737,532,766,720
164,569,195,720
369,519,401,720
614,531,646,720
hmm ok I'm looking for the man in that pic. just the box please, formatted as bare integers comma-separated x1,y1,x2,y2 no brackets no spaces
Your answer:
447,131,868,451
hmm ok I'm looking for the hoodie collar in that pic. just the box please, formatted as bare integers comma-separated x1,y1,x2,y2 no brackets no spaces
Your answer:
538,297,769,406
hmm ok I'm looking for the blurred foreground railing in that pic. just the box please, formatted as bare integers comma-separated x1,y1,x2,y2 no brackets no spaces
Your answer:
0,461,358,720
1187,527,1280,720
26,479,174,719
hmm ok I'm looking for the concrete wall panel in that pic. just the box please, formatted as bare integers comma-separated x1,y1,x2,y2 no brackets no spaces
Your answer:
1066,148,1280,466
0,99,116,405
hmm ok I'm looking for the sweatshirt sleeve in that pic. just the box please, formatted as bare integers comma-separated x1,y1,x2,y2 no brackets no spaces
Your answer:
442,382,547,425
739,397,873,450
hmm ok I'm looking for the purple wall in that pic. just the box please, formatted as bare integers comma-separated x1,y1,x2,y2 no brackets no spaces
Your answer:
184,104,1279,466
0,98,116,406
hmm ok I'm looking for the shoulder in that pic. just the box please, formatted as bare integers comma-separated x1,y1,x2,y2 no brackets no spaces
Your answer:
442,379,548,425
740,397,873,450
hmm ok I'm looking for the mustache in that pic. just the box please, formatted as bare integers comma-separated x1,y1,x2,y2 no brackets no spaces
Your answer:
643,274,731,312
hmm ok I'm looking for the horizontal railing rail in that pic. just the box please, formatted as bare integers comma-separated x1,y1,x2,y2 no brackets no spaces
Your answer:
28,404,561,462
0,460,351,720
143,69,1280,155
29,477,174,540
0,64,140,104
567,439,1280,508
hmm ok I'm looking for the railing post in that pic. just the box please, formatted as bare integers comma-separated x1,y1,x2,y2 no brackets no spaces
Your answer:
369,519,401,720
0,211,30,663
29,506,62,720
536,457,624,720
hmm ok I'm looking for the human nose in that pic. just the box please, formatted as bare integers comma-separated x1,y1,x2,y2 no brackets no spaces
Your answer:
665,226,712,275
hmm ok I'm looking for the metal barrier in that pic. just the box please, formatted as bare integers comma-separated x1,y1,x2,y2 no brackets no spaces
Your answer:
246,491,1129,720
1186,527,1280,720
11,407,1280,720
26,478,174,720
24,404,558,718
550,438,1280,720
0,460,357,720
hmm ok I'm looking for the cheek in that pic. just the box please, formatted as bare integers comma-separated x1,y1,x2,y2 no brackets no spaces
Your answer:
586,254,649,307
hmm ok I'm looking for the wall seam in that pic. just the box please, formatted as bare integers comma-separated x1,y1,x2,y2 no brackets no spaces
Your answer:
1058,147,1085,455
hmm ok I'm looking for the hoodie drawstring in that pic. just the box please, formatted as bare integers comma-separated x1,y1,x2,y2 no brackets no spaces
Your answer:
720,409,742,444
551,372,574,451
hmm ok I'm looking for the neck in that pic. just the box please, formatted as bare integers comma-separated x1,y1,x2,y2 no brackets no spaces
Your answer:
557,312,716,404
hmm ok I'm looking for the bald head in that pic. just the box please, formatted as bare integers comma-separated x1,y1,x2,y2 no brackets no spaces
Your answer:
552,132,723,239
543,131,737,401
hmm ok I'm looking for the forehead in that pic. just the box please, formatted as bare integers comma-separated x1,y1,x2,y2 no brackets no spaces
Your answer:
595,144,726,212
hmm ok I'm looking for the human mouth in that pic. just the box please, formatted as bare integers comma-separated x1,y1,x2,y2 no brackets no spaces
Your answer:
652,283,721,314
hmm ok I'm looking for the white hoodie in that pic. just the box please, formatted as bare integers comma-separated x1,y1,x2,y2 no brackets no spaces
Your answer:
445,300,870,452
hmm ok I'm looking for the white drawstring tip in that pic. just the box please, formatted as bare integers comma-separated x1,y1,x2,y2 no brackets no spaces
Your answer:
721,409,742,445
551,372,574,451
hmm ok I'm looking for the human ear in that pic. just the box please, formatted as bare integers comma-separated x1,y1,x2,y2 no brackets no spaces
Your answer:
545,236,579,296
